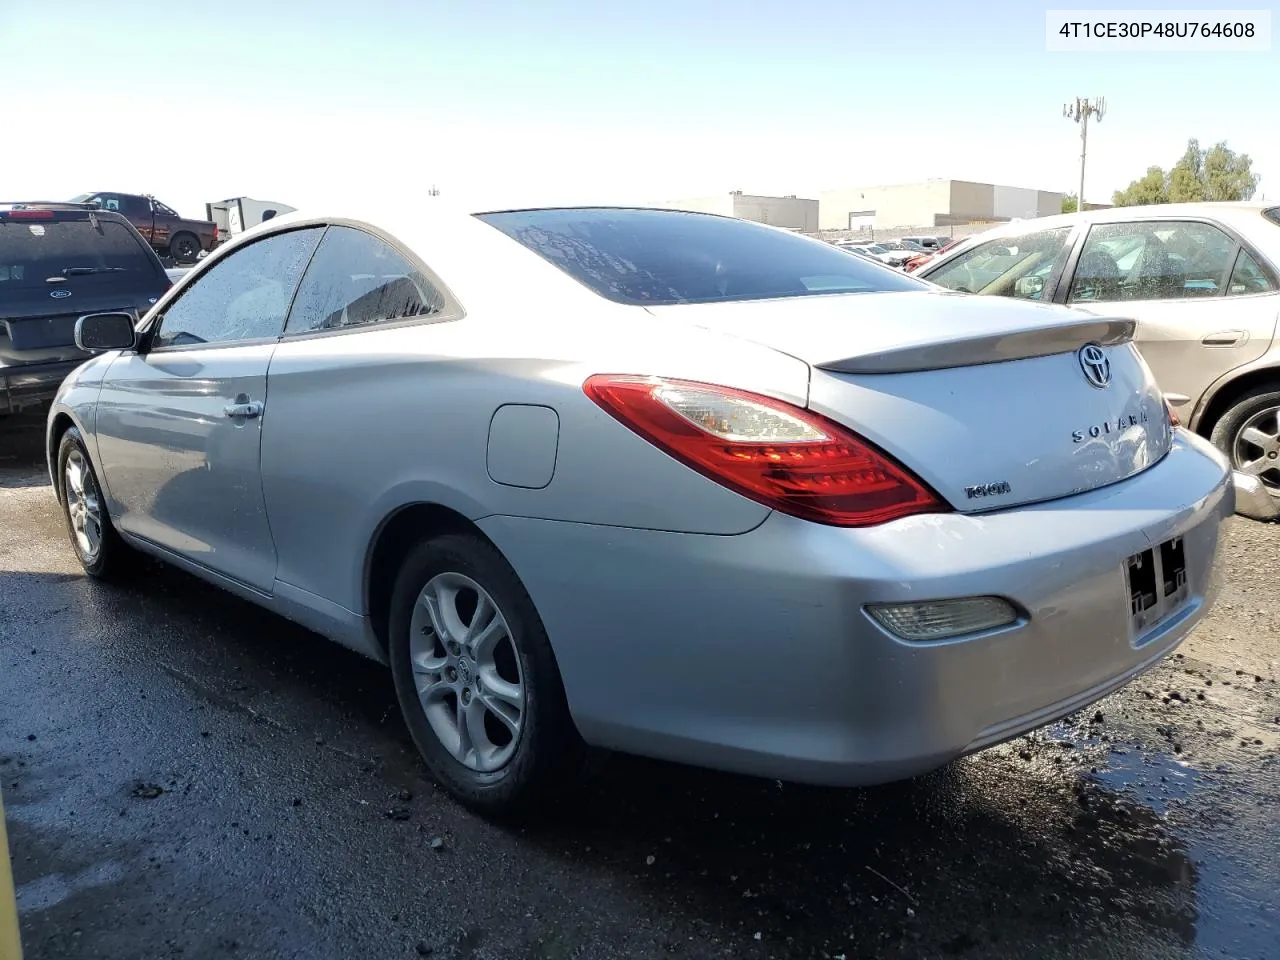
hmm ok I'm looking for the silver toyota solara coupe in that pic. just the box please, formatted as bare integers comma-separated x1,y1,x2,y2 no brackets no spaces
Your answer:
46,205,1233,816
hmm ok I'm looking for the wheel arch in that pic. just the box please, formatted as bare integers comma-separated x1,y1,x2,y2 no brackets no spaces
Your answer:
363,502,504,658
1191,363,1280,438
46,408,86,504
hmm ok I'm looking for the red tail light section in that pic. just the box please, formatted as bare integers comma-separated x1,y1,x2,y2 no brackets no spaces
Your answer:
583,375,946,527
0,210,55,220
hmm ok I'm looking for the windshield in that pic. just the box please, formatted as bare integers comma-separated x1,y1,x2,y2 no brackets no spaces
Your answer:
0,217,156,289
477,208,925,305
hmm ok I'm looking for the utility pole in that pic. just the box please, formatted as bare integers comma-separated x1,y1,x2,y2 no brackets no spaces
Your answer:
1063,96,1106,210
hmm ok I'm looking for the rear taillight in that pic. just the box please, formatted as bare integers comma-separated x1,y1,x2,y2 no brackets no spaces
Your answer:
213,225,219,241
583,375,946,527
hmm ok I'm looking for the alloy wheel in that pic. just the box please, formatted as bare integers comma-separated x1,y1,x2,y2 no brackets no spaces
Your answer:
408,572,526,773
1231,405,1280,491
64,449,103,562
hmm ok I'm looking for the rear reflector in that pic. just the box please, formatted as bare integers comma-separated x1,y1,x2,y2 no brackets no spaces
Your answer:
583,375,946,527
866,597,1019,641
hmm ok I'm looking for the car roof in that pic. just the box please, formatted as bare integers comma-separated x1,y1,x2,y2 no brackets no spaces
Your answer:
977,201,1278,236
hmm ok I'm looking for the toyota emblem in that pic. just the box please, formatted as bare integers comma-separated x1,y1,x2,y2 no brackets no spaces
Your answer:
1078,344,1111,388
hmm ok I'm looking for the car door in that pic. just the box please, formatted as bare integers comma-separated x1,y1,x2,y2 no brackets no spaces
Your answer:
1056,218,1280,414
92,226,324,592
258,223,454,609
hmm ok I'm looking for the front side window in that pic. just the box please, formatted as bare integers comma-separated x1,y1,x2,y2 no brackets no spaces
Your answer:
153,227,322,348
477,208,925,306
1067,220,1240,303
285,225,447,334
924,227,1071,300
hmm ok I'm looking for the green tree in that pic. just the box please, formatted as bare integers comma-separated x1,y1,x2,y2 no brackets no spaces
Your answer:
1113,140,1260,207
1199,140,1260,201
1113,165,1168,207
1061,193,1078,213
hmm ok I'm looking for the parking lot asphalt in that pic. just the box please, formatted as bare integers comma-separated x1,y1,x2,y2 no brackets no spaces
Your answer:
2,412,1278,960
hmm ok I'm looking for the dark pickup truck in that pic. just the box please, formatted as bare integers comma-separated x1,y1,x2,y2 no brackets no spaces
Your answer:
0,202,171,416
70,192,219,264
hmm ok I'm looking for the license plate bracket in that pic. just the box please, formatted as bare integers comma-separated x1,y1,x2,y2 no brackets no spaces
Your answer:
1124,536,1189,640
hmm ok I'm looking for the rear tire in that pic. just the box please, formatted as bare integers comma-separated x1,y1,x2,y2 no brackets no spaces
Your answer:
56,427,132,578
1209,384,1280,520
169,232,200,264
388,533,589,819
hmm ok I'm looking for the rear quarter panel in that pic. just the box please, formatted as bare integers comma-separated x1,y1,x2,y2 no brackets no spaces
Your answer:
259,310,810,614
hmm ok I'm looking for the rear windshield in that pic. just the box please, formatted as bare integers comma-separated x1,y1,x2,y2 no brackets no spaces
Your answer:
0,216,157,289
477,208,926,305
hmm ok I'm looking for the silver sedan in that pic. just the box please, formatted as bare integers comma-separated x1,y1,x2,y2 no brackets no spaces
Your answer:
47,205,1234,817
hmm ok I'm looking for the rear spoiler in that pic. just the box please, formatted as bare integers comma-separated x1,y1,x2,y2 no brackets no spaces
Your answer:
814,316,1137,375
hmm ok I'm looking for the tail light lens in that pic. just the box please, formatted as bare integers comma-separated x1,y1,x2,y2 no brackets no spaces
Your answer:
583,375,946,527
1,209,55,220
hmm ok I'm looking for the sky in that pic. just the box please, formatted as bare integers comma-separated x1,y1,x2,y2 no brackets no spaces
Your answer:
1,0,1277,223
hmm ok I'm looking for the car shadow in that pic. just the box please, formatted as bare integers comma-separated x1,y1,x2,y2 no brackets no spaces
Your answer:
0,413,50,490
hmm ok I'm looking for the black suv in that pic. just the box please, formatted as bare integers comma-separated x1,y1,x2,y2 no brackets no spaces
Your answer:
1,202,171,416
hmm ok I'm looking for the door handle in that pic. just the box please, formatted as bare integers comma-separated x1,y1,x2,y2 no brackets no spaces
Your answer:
224,400,263,419
1202,330,1246,346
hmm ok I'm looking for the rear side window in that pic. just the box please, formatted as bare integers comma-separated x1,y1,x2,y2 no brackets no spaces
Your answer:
477,208,925,305
1227,249,1276,295
1067,220,1240,303
285,225,447,334
0,216,157,289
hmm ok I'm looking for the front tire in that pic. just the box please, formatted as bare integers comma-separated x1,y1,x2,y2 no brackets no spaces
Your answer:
388,533,588,818
56,427,131,578
1210,384,1280,520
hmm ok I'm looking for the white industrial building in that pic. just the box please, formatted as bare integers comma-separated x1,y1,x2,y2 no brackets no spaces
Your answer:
819,180,1064,232
653,191,819,233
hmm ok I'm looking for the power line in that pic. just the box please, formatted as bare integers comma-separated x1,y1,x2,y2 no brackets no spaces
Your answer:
1063,97,1106,209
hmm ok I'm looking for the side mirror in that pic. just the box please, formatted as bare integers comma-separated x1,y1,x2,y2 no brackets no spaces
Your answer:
1015,275,1045,298
75,312,137,352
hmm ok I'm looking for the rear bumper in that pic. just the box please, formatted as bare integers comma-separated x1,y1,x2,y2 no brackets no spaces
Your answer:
0,359,84,414
1232,470,1280,521
479,432,1233,786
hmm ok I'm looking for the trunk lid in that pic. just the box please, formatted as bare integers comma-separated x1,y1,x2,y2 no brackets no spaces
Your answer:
646,291,1174,512
0,285,163,365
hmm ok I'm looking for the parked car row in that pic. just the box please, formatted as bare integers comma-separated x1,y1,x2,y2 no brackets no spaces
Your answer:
42,204,1234,818
832,235,954,269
